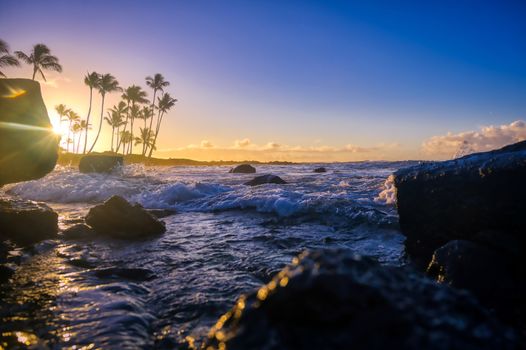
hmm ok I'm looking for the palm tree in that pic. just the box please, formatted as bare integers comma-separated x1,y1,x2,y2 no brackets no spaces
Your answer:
88,73,121,153
15,43,62,81
75,120,90,154
127,104,142,154
83,72,100,154
134,127,154,153
54,104,70,137
105,108,125,152
145,74,169,153
138,105,153,155
65,110,80,152
0,39,20,78
148,92,177,158
108,101,128,153
71,121,82,153
120,85,148,155
119,131,133,156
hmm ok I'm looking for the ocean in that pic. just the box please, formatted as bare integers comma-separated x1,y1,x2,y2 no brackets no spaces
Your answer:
1,162,414,348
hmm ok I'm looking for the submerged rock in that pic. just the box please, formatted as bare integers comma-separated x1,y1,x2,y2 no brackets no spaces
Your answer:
61,224,96,240
203,249,517,350
94,267,156,281
394,140,526,265
0,79,59,185
313,167,327,173
79,154,123,173
229,164,256,173
0,198,58,245
85,195,166,239
244,174,287,186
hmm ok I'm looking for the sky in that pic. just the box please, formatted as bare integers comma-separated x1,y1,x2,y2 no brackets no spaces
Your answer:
1,0,525,161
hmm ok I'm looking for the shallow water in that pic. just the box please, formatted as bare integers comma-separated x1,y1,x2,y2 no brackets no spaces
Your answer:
1,162,413,348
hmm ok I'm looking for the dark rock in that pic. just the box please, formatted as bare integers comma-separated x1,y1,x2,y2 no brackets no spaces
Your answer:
0,264,15,283
79,154,123,173
313,167,327,173
146,208,177,218
244,174,287,186
203,249,517,350
0,198,58,245
67,258,98,269
229,164,256,173
0,79,59,186
427,240,524,319
85,195,166,239
394,140,526,265
94,267,156,281
61,224,96,240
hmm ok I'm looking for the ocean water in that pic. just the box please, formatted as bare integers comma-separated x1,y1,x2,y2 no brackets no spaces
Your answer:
1,162,413,348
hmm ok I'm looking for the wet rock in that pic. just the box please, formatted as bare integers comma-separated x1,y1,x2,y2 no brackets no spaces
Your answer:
0,198,58,245
67,258,98,269
147,208,177,218
0,79,59,186
427,240,524,320
94,267,156,281
394,140,526,265
203,249,517,350
85,196,166,239
79,154,123,173
229,164,256,173
244,174,287,186
61,224,96,240
313,167,327,173
0,264,15,283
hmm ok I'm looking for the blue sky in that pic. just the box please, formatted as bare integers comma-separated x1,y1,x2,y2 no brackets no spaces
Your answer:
1,0,525,160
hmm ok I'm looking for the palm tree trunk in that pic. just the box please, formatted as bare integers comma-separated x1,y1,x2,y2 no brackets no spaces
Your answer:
32,66,37,80
146,89,157,156
88,94,105,153
110,126,115,152
76,130,82,153
116,102,129,153
67,120,72,153
83,88,93,154
128,105,135,155
148,110,164,158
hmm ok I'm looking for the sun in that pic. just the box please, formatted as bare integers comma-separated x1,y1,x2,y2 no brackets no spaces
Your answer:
51,122,66,138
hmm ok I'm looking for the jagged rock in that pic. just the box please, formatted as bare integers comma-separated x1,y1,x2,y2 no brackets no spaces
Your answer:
244,174,287,186
79,154,123,173
85,196,166,239
61,224,96,240
229,164,256,173
0,198,58,245
313,167,327,173
0,79,59,185
0,264,15,283
203,249,517,350
394,140,526,265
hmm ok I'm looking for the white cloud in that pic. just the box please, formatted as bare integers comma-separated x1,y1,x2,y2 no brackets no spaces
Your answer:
422,120,526,159
200,140,214,148
234,138,251,148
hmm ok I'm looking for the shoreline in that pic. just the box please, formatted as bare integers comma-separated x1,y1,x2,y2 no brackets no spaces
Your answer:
58,152,420,167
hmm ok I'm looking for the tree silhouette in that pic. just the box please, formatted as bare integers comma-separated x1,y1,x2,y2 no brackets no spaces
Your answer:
88,73,121,153
83,71,100,153
148,92,177,158
145,74,169,154
15,43,62,81
0,39,20,78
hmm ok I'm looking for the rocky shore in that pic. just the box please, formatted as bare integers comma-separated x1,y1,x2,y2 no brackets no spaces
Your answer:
1,78,526,349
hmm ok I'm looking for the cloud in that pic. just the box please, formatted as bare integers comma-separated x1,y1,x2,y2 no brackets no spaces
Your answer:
234,138,251,148
40,75,71,88
422,120,526,159
265,142,281,150
200,140,214,148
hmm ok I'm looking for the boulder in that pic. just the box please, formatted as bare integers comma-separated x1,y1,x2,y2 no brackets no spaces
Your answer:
313,167,327,173
427,240,524,320
394,140,526,265
85,195,166,239
0,198,58,245
244,174,287,186
0,79,59,185
61,224,96,240
229,164,256,173
202,249,517,350
79,154,123,173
